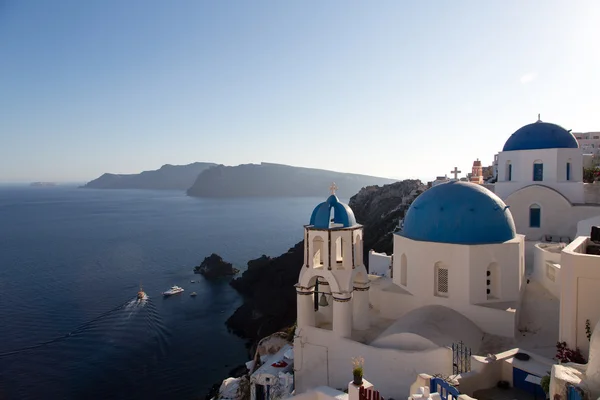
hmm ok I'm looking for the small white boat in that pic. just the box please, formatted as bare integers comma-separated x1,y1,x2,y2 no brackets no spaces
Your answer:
190,292,197,297
162,286,184,296
190,280,195,283
137,284,147,300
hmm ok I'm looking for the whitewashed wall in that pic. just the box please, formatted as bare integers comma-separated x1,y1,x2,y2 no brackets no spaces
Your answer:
584,183,600,204
294,326,452,399
457,349,555,396
496,148,584,203
368,250,391,277
532,243,562,298
560,237,600,355
505,185,600,241
383,235,523,337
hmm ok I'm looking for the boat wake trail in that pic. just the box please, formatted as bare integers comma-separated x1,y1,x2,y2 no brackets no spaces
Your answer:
0,296,148,358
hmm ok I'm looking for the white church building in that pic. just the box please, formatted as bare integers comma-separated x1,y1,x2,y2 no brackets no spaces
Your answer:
493,117,600,248
292,118,600,400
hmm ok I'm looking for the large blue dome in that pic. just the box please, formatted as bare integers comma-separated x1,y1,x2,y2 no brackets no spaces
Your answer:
310,195,357,229
503,120,578,151
398,181,516,245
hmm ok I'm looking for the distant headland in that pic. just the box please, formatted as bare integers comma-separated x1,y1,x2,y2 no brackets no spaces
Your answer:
187,162,397,198
82,162,398,198
81,162,217,190
30,182,58,187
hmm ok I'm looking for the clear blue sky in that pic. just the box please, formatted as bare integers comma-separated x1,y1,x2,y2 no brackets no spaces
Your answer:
1,0,599,183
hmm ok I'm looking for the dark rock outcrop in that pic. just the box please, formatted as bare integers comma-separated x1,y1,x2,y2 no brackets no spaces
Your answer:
187,162,397,198
349,180,426,261
82,162,217,190
195,254,239,279
225,180,428,344
226,243,304,341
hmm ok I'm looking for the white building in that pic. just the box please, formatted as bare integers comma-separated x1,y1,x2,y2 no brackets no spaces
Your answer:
574,131,600,157
432,175,450,186
294,183,528,398
289,117,600,400
492,118,600,262
559,234,600,356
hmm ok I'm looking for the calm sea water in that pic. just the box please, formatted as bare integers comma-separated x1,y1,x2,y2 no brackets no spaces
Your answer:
0,186,320,400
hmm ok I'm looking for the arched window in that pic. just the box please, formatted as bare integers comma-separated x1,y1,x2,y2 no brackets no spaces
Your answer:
353,234,363,267
566,160,572,181
533,160,543,181
400,254,408,286
434,261,449,298
312,237,324,267
487,262,499,300
335,236,343,264
529,204,541,228
505,161,512,181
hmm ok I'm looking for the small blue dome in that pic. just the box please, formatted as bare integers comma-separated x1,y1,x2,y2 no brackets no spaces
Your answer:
310,195,357,229
398,181,516,245
503,121,578,151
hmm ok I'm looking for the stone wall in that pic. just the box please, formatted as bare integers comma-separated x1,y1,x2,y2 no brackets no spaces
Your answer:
584,182,600,204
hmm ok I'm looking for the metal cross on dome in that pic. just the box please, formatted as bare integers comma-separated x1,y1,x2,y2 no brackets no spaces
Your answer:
450,167,461,179
329,182,338,195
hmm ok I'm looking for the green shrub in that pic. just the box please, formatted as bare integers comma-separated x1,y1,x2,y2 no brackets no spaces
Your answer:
541,375,550,395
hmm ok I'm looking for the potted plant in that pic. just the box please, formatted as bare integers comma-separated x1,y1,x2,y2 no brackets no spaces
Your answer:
352,357,364,386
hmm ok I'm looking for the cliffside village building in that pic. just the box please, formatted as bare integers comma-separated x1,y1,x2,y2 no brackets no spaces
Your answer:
285,118,600,400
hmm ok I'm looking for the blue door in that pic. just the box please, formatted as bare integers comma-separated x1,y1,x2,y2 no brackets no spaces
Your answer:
513,368,545,398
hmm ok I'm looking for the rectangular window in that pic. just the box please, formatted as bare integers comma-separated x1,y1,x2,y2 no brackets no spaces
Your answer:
436,267,449,297
530,208,541,228
508,164,512,181
533,163,543,181
566,163,571,181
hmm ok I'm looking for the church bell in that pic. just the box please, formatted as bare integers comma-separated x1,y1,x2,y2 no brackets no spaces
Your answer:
318,293,329,307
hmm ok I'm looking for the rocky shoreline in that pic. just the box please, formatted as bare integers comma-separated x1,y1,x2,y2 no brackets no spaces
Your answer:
205,180,426,399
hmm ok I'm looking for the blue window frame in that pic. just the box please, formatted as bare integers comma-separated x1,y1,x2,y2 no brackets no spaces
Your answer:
567,162,571,181
529,206,541,228
533,163,543,181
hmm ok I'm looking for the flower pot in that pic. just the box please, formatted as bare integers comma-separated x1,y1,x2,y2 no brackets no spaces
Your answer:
353,372,363,386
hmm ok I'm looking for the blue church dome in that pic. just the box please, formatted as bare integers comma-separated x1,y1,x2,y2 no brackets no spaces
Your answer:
310,195,357,229
398,181,516,245
503,120,578,151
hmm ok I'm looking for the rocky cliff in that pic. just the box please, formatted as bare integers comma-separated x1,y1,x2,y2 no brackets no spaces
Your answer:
225,180,426,343
349,179,426,260
187,162,397,198
82,162,217,190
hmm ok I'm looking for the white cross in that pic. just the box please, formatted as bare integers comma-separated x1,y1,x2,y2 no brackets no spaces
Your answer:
450,167,461,179
329,182,338,195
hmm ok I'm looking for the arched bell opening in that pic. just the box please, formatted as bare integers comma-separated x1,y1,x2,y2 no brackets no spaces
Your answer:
307,275,334,331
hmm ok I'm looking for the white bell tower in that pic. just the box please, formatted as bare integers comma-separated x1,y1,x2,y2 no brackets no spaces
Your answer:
296,183,370,338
